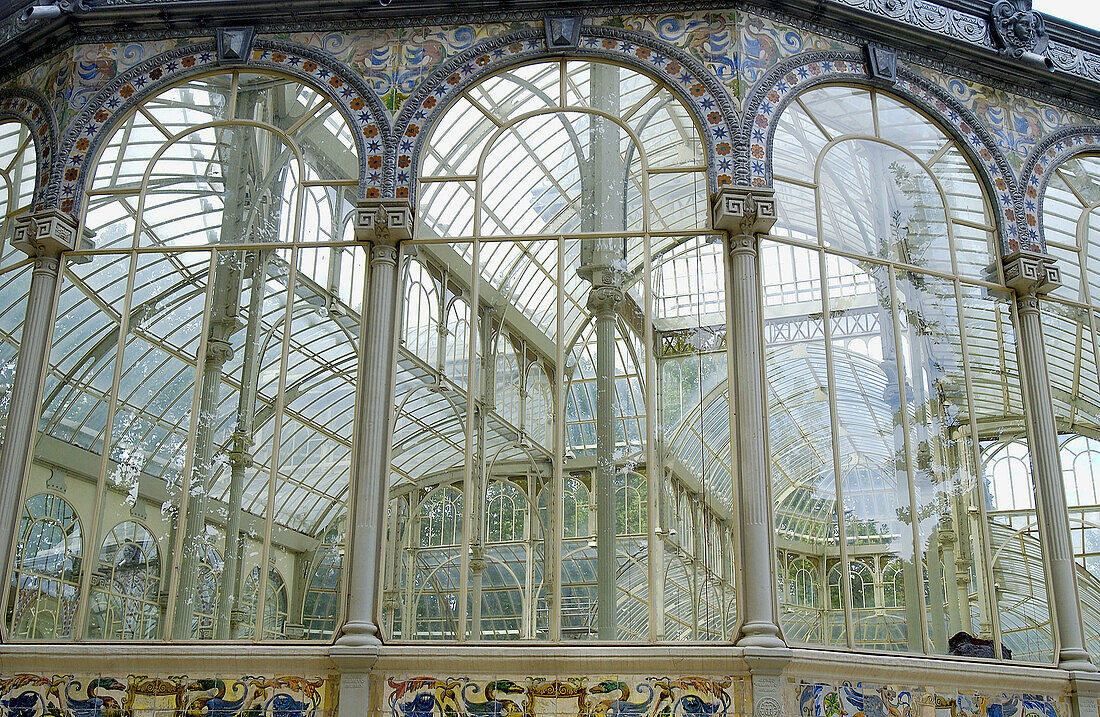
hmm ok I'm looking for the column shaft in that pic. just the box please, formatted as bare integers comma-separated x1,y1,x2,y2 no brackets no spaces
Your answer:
712,186,783,650
1017,293,1094,670
594,298,617,640
337,198,411,647
0,255,62,613
728,234,782,648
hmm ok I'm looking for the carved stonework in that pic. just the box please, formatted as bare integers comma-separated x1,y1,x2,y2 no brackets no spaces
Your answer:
1003,250,1060,296
11,209,80,258
866,43,898,83
991,0,1049,58
354,198,413,244
712,186,777,238
544,15,582,48
217,27,257,63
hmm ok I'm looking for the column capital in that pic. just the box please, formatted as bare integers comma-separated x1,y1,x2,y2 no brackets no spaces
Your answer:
1002,249,1060,297
711,186,778,237
354,198,414,244
11,209,82,259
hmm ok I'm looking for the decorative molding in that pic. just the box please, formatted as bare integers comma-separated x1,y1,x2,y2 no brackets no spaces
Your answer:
49,37,388,217
990,0,1048,59
354,198,413,243
11,207,79,257
742,51,1027,255
216,26,256,63
0,88,59,211
712,185,776,238
1019,125,1100,250
389,25,739,202
1002,249,1060,295
544,14,582,49
865,42,897,84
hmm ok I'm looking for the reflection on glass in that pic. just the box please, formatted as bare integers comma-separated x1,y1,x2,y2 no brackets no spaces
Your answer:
389,58,724,643
10,70,358,642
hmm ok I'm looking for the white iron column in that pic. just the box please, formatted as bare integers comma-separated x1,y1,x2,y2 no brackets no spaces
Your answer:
1004,250,1095,672
336,198,411,648
0,211,79,628
333,199,411,717
713,186,785,649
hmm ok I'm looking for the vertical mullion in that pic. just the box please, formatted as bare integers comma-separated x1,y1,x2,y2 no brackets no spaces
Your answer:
819,247,855,649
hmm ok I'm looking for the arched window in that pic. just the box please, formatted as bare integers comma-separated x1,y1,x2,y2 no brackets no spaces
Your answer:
240,565,289,639
35,69,359,643
766,83,1030,659
7,493,82,639
392,56,716,643
403,258,439,365
444,299,472,390
525,364,553,450
617,472,648,536
420,486,463,548
192,544,223,640
494,340,521,430
789,557,820,609
485,481,525,543
563,476,590,540
88,521,161,640
303,526,344,640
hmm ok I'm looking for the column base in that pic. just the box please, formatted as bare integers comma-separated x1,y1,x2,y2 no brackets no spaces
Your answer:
335,620,383,647
1061,648,1098,673
1069,670,1100,717
736,620,786,649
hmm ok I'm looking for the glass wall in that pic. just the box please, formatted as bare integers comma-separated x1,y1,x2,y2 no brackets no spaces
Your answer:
765,84,1043,660
6,70,360,641
383,59,735,642
0,120,38,452
1038,153,1100,661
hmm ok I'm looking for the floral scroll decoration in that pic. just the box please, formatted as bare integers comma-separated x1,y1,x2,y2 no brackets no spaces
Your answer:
390,25,739,202
0,88,59,211
51,38,387,218
1020,127,1100,251
743,51,1027,254
0,674,329,717
793,680,1063,717
385,676,741,717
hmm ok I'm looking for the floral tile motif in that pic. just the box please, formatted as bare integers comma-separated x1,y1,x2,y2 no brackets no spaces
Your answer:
1020,129,1100,247
912,64,1100,175
790,681,1064,717
0,674,332,717
611,12,740,97
385,676,745,717
289,22,537,113
738,14,853,96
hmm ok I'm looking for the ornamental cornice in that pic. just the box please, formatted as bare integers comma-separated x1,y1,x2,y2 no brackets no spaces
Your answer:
6,0,1100,110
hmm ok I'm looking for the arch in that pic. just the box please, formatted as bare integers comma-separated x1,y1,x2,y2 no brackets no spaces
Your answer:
1021,126,1100,250
390,26,739,201
0,88,57,210
51,38,387,217
743,52,1022,254
89,520,161,640
9,492,83,639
